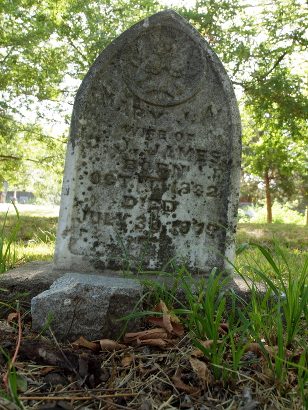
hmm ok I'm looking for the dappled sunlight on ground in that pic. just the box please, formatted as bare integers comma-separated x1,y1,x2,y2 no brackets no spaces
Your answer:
16,241,55,263
241,228,264,239
237,223,308,250
0,204,60,218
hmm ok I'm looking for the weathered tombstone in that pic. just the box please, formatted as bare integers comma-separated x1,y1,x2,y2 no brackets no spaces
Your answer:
54,10,241,276
31,10,242,341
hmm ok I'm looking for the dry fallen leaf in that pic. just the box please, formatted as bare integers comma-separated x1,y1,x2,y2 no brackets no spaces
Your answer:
171,370,199,394
200,339,214,349
169,322,184,337
72,336,100,352
138,338,168,348
0,320,16,334
263,345,294,361
39,366,59,375
264,345,280,357
148,300,184,336
121,354,134,367
7,312,18,323
147,316,170,332
99,339,126,351
219,322,229,334
245,342,263,357
189,357,213,384
124,328,167,343
191,339,214,357
18,339,102,386
220,322,229,332
156,300,173,333
148,317,184,337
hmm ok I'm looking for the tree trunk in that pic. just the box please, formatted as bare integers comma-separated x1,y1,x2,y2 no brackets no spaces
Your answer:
264,170,272,223
305,205,308,226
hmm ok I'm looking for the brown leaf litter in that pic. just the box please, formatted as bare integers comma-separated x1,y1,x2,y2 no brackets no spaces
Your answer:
0,303,306,409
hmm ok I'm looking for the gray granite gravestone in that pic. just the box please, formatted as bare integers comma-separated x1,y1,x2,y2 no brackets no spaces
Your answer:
54,10,241,276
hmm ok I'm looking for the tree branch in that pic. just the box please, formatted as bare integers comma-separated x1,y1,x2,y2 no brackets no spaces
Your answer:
18,126,67,143
0,155,39,163
0,155,56,163
66,37,88,64
0,155,23,161
232,80,246,88
0,46,15,65
257,50,288,81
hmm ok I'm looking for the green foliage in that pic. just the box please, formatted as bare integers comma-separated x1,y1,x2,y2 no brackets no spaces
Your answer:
0,354,26,409
1,0,307,210
241,243,308,347
0,204,20,273
0,120,66,195
126,243,307,402
238,0,308,220
175,270,229,340
0,208,58,265
50,0,162,73
1,0,162,195
1,0,68,192
242,94,307,208
182,0,307,221
137,243,308,402
1,0,67,102
0,212,57,242
175,270,234,380
184,0,258,87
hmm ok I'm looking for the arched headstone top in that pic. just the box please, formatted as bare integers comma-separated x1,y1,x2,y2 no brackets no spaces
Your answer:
55,10,241,276
120,15,205,106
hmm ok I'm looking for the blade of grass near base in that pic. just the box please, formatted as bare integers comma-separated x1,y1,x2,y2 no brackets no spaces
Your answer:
0,203,21,273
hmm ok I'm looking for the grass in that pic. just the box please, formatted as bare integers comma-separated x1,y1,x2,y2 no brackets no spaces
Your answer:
237,223,308,250
0,204,21,273
0,205,58,265
0,205,307,271
239,243,308,347
128,244,308,406
0,205,307,408
0,204,59,218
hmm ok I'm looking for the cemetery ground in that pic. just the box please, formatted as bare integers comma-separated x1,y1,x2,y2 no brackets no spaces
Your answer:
0,206,307,409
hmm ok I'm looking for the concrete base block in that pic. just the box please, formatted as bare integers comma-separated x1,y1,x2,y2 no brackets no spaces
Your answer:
31,273,143,341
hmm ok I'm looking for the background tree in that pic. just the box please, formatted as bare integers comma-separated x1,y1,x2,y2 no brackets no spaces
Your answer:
239,0,308,223
0,0,161,200
181,0,307,222
1,0,69,197
243,68,307,222
1,0,307,217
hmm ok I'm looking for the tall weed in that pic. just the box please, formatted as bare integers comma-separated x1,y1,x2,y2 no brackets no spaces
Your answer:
0,350,25,409
175,269,229,340
237,243,308,347
0,204,21,273
122,243,307,402
235,243,307,395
